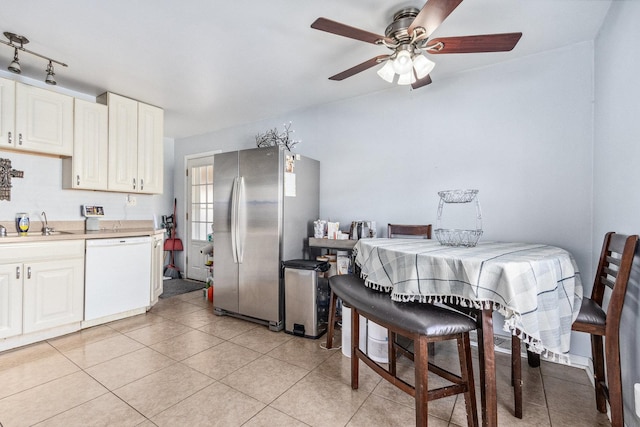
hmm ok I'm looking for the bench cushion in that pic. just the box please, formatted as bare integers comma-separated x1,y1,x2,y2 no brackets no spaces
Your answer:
329,275,476,337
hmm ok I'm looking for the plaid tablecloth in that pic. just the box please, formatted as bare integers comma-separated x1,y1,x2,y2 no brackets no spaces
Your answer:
354,238,583,362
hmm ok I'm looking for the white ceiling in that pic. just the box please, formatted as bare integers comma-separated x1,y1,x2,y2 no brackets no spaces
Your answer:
0,0,612,140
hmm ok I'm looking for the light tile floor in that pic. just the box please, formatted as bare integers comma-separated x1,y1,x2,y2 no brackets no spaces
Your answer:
0,290,612,427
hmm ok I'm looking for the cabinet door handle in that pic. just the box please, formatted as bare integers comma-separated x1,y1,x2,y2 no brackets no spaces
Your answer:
133,178,136,190
7,131,11,144
16,266,20,279
18,133,23,145
77,175,80,186
140,179,144,191
27,266,31,279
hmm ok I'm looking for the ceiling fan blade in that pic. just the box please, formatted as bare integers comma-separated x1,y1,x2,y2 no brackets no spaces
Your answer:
328,55,389,81
426,33,523,54
412,74,433,89
408,0,463,38
311,17,388,45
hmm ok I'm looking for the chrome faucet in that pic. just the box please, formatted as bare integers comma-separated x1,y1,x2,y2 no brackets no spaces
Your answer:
41,211,54,235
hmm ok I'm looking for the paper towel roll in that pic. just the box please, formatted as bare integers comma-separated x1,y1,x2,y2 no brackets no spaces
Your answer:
200,244,213,255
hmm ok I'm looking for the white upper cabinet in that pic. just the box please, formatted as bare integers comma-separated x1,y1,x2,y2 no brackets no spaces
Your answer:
105,93,138,192
137,102,164,194
62,99,108,190
0,77,16,147
100,92,164,194
14,83,74,156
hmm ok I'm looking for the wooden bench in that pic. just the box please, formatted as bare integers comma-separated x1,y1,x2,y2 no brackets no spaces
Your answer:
329,274,479,427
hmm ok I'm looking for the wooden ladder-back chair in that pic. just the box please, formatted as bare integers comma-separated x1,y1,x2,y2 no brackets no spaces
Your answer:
387,224,433,357
511,232,638,425
388,224,432,239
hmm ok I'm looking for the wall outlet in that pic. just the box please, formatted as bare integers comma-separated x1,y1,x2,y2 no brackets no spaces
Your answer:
126,195,137,206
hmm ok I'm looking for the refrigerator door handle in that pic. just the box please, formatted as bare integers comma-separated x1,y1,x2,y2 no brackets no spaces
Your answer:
231,176,239,264
237,176,246,263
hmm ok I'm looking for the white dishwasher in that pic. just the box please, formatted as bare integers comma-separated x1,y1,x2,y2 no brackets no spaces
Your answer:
85,236,152,323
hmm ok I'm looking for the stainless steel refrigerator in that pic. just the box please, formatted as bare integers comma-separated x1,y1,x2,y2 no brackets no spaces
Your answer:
213,146,320,330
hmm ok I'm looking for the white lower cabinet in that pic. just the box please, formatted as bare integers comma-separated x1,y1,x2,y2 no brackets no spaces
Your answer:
22,258,84,333
0,263,22,339
0,241,84,340
150,233,164,305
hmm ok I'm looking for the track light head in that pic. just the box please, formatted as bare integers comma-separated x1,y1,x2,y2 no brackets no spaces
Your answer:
45,61,56,85
8,48,20,74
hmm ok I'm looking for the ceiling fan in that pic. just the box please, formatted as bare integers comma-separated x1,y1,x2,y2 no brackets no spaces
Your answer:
311,0,522,89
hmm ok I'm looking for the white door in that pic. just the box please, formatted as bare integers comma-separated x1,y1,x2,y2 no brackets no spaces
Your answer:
186,155,215,281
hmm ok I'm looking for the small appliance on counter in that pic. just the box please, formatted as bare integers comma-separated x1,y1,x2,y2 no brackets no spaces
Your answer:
82,205,104,231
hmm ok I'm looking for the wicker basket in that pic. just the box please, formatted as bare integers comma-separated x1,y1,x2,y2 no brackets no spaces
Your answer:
437,189,479,203
434,228,483,247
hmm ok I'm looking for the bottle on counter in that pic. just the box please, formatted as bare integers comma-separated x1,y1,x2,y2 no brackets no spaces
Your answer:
15,213,29,235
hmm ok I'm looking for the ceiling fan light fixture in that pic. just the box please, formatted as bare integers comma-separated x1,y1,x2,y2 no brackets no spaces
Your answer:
412,54,435,79
392,49,413,75
376,60,395,83
397,71,416,86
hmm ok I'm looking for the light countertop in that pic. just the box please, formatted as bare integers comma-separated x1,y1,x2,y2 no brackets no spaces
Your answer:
0,220,164,244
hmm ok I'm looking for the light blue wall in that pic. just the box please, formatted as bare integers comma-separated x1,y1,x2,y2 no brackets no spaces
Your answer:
0,137,174,225
176,42,596,357
594,1,640,424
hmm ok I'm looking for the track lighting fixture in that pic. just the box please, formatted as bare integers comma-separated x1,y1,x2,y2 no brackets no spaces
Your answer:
0,32,67,84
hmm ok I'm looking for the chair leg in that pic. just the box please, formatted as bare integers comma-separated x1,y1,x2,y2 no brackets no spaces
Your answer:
325,290,338,349
511,335,523,419
605,334,624,427
389,330,397,376
414,335,429,427
591,335,607,414
459,333,479,427
351,307,360,390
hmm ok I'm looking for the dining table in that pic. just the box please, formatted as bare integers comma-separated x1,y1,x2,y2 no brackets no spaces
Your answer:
352,238,583,427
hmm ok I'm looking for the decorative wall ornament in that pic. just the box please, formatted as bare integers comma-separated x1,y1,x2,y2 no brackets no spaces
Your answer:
255,121,301,151
0,157,24,201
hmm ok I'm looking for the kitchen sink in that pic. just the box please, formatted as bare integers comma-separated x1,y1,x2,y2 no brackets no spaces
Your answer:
0,230,74,238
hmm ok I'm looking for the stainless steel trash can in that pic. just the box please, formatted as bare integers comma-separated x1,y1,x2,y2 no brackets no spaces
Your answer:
283,259,330,338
